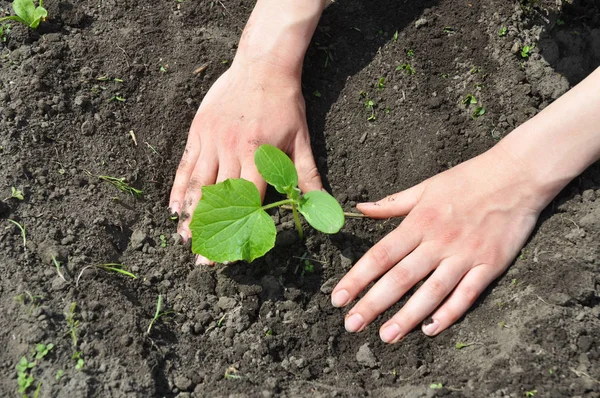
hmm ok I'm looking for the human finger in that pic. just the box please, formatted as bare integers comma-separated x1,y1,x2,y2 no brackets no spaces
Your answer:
240,159,268,200
169,131,202,216
331,222,422,308
177,151,218,242
356,182,426,219
421,263,502,337
291,130,323,193
379,257,468,344
343,244,440,333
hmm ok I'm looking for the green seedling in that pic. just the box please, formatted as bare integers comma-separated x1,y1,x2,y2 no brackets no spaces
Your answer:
396,63,416,75
98,175,143,197
430,383,443,389
65,302,79,347
407,49,415,57
7,219,26,247
147,294,172,334
108,94,126,102
556,19,564,26
76,263,137,286
72,351,84,370
393,30,398,41
190,145,345,263
15,291,42,315
10,186,24,200
0,0,47,29
51,256,67,282
498,26,507,37
159,235,167,247
224,366,242,380
470,67,480,74
520,45,532,58
313,90,322,98
0,24,11,42
472,106,486,119
462,94,477,105
16,343,53,396
364,97,376,121
455,342,473,349
377,77,385,91
55,370,64,380
443,26,454,33
525,390,537,397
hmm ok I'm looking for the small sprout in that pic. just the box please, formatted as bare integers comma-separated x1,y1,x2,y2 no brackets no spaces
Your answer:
385,106,391,114
443,26,454,33
55,370,64,380
7,219,26,247
114,78,124,83
159,235,167,247
72,351,84,370
265,329,273,336
0,0,47,29
190,145,345,263
469,67,480,74
10,186,24,200
108,94,126,102
98,175,143,197
462,94,477,105
407,49,415,57
34,343,54,360
511,278,517,286
16,357,35,393
377,77,385,91
224,366,242,380
365,98,376,121
393,30,398,41
76,263,136,286
556,19,565,26
51,256,67,283
96,76,110,81
472,106,486,120
313,90,322,98
525,390,537,397
430,383,443,389
221,59,229,64
160,65,169,73
441,73,449,78
217,313,227,327
499,320,506,329
396,63,416,75
65,303,79,347
147,294,172,334
520,45,532,58
0,24,11,42
455,342,472,350
498,26,507,37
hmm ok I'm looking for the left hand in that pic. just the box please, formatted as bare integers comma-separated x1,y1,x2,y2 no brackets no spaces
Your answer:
330,143,548,343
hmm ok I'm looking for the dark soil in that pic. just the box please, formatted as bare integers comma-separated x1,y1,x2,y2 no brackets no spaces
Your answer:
1,0,599,397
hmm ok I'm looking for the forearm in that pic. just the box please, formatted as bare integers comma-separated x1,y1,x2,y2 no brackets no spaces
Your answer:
497,67,600,209
233,0,326,80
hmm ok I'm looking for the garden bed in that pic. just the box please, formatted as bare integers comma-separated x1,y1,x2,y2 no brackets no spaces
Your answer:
1,0,599,396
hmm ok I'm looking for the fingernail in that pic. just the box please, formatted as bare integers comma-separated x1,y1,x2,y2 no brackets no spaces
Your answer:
359,202,375,206
195,254,211,265
422,318,440,336
169,202,180,215
380,323,402,343
179,230,189,242
344,313,365,333
331,289,350,307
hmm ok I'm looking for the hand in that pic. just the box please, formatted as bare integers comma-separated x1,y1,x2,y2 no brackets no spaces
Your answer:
169,61,322,250
331,144,548,342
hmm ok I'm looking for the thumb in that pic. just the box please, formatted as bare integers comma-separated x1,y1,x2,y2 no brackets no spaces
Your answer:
291,131,323,193
357,181,426,219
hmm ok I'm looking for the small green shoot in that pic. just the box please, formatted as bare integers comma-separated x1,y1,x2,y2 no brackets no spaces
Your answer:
99,175,143,197
556,19,564,26
224,366,242,380
16,343,53,395
160,65,168,73
190,145,345,263
462,94,477,105
520,45,532,58
498,26,507,37
430,383,443,389
0,24,11,42
7,219,26,247
443,26,454,33
472,106,486,119
265,329,273,336
455,342,473,349
313,90,322,98
10,187,24,200
377,77,385,91
525,390,537,397
0,0,47,29
76,263,136,286
159,235,167,247
365,98,376,121
55,370,64,380
72,351,84,370
108,94,126,102
147,294,171,334
51,256,67,283
396,63,416,75
470,67,480,74
392,30,398,41
66,303,79,347
407,49,415,57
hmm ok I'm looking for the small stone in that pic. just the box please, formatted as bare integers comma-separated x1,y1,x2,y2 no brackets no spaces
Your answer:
275,229,297,247
356,343,378,368
414,18,428,28
81,120,95,136
320,278,337,295
130,229,147,250
582,190,595,202
173,375,192,391
217,296,237,311
171,233,183,245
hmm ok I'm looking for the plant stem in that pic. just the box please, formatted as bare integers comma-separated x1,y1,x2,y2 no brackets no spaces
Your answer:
261,198,295,211
291,203,304,240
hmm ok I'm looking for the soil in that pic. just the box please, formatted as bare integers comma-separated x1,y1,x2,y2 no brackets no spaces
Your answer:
1,0,599,397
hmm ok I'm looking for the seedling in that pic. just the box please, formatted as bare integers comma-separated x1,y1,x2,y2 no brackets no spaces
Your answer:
525,390,537,397
51,256,67,283
0,24,11,42
76,263,137,286
65,302,79,347
443,26,454,33
406,49,415,57
498,26,507,37
430,383,443,389
55,370,64,380
159,235,167,247
392,30,398,41
190,145,345,263
0,0,47,29
455,342,473,349
15,291,42,315
520,45,532,58
313,90,322,98
16,343,53,396
462,94,477,106
364,97,376,121
98,175,143,197
472,106,486,119
376,77,385,91
72,351,84,370
7,219,26,247
147,294,172,334
108,94,126,102
9,186,24,200
396,63,416,75
556,19,565,26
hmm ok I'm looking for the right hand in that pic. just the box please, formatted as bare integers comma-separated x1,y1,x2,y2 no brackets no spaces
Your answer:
169,60,323,248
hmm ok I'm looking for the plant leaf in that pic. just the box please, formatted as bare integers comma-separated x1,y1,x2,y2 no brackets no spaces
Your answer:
30,5,47,28
13,0,36,25
298,190,344,234
190,178,276,262
254,144,298,195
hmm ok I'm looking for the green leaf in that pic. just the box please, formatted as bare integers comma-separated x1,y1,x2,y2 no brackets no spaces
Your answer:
190,178,276,262
30,5,47,28
298,190,344,234
254,144,298,195
13,0,36,25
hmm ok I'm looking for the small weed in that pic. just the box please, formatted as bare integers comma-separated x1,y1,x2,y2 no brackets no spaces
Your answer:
498,26,507,37
407,49,415,57
313,90,321,98
556,19,565,26
98,175,143,197
51,256,67,283
16,343,54,396
0,0,47,29
525,390,537,397
147,294,172,334
520,45,532,58
377,77,385,91
55,370,64,380
108,94,126,102
365,98,375,121
72,351,84,370
392,30,398,41
469,67,480,74
430,383,443,389
76,263,137,286
7,219,26,247
265,329,273,336
9,186,24,200
224,366,242,380
396,63,416,75
462,94,477,105
443,26,454,33
160,65,169,73
455,342,473,349
159,235,167,247
0,23,11,42
65,302,79,347
472,106,486,120
15,292,42,315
